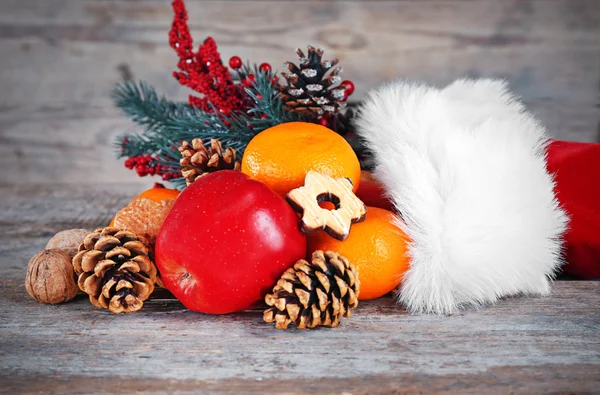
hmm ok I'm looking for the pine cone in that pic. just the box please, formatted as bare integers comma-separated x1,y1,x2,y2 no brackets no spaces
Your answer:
178,138,241,186
279,45,347,119
264,250,360,329
72,227,157,314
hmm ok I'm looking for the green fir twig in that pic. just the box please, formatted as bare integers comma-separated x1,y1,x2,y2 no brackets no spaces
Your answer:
112,70,300,188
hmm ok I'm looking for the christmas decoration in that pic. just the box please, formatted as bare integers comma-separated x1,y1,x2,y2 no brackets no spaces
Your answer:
240,122,361,197
155,170,307,314
263,250,359,329
179,138,241,186
286,171,367,241
45,229,90,257
279,45,350,119
308,207,410,300
546,140,600,279
169,0,245,114
25,249,78,304
113,187,179,244
73,227,157,314
113,69,293,189
355,78,568,314
113,0,358,190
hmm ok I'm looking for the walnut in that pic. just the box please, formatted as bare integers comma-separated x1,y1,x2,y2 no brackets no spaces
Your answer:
25,249,78,304
45,229,90,257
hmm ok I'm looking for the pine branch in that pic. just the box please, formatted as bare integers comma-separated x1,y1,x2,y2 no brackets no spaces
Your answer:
113,81,259,151
112,81,184,134
245,70,300,130
113,132,160,159
113,74,302,188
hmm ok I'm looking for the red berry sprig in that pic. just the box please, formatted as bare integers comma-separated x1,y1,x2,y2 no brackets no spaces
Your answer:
259,63,272,73
124,155,181,181
229,56,243,69
318,116,330,127
169,0,246,115
341,80,355,100
242,74,256,88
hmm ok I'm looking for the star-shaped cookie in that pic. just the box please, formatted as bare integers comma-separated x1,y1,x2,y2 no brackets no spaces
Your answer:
286,171,367,241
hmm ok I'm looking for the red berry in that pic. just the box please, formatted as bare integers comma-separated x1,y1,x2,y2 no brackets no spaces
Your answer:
318,117,329,127
242,74,256,87
341,80,355,96
259,63,272,73
228,56,242,69
271,76,279,85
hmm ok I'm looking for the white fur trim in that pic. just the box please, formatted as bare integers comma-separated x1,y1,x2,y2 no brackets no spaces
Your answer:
355,78,568,314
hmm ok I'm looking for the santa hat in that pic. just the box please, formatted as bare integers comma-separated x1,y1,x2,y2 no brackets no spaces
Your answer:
547,140,600,279
355,79,571,314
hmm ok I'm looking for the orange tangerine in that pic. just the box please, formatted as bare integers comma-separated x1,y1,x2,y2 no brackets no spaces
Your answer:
307,207,411,300
241,122,361,197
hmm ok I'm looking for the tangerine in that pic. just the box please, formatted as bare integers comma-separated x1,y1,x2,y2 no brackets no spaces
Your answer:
355,171,394,211
137,187,180,202
241,122,361,197
307,207,411,300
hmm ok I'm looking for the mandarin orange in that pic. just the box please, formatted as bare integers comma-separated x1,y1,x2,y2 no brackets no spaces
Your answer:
307,207,411,300
355,171,394,211
241,122,361,197
136,186,180,202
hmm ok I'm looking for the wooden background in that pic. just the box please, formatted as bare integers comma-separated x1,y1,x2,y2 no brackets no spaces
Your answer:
0,0,598,187
1,1,600,393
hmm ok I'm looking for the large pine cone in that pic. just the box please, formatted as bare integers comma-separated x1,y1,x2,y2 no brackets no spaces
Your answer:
179,138,241,186
264,250,360,329
279,45,347,118
72,227,157,314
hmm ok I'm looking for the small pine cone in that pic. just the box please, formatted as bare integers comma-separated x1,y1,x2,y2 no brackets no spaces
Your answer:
279,45,347,119
178,138,241,186
264,250,360,330
72,227,157,314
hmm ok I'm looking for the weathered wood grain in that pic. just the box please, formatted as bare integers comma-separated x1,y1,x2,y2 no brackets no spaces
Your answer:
3,365,600,395
0,184,599,393
0,0,598,186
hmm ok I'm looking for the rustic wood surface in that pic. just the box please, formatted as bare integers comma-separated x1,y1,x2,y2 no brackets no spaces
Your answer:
1,184,600,393
1,0,599,393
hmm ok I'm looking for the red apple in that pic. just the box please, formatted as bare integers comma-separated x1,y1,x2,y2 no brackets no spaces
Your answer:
155,171,307,314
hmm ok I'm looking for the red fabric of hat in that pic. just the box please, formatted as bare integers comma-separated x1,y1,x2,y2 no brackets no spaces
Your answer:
547,140,600,279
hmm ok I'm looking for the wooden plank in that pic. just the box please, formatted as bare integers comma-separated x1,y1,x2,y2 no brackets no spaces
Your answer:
2,365,600,395
1,282,599,392
0,184,599,393
0,0,598,186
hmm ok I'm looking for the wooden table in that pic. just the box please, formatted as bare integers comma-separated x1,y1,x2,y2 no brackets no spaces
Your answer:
1,0,599,393
1,184,599,393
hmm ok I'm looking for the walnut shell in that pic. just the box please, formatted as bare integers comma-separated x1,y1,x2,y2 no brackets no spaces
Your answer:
25,249,78,304
45,229,90,257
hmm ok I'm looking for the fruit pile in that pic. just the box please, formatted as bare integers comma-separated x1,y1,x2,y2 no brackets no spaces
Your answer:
23,0,412,329
26,122,411,329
